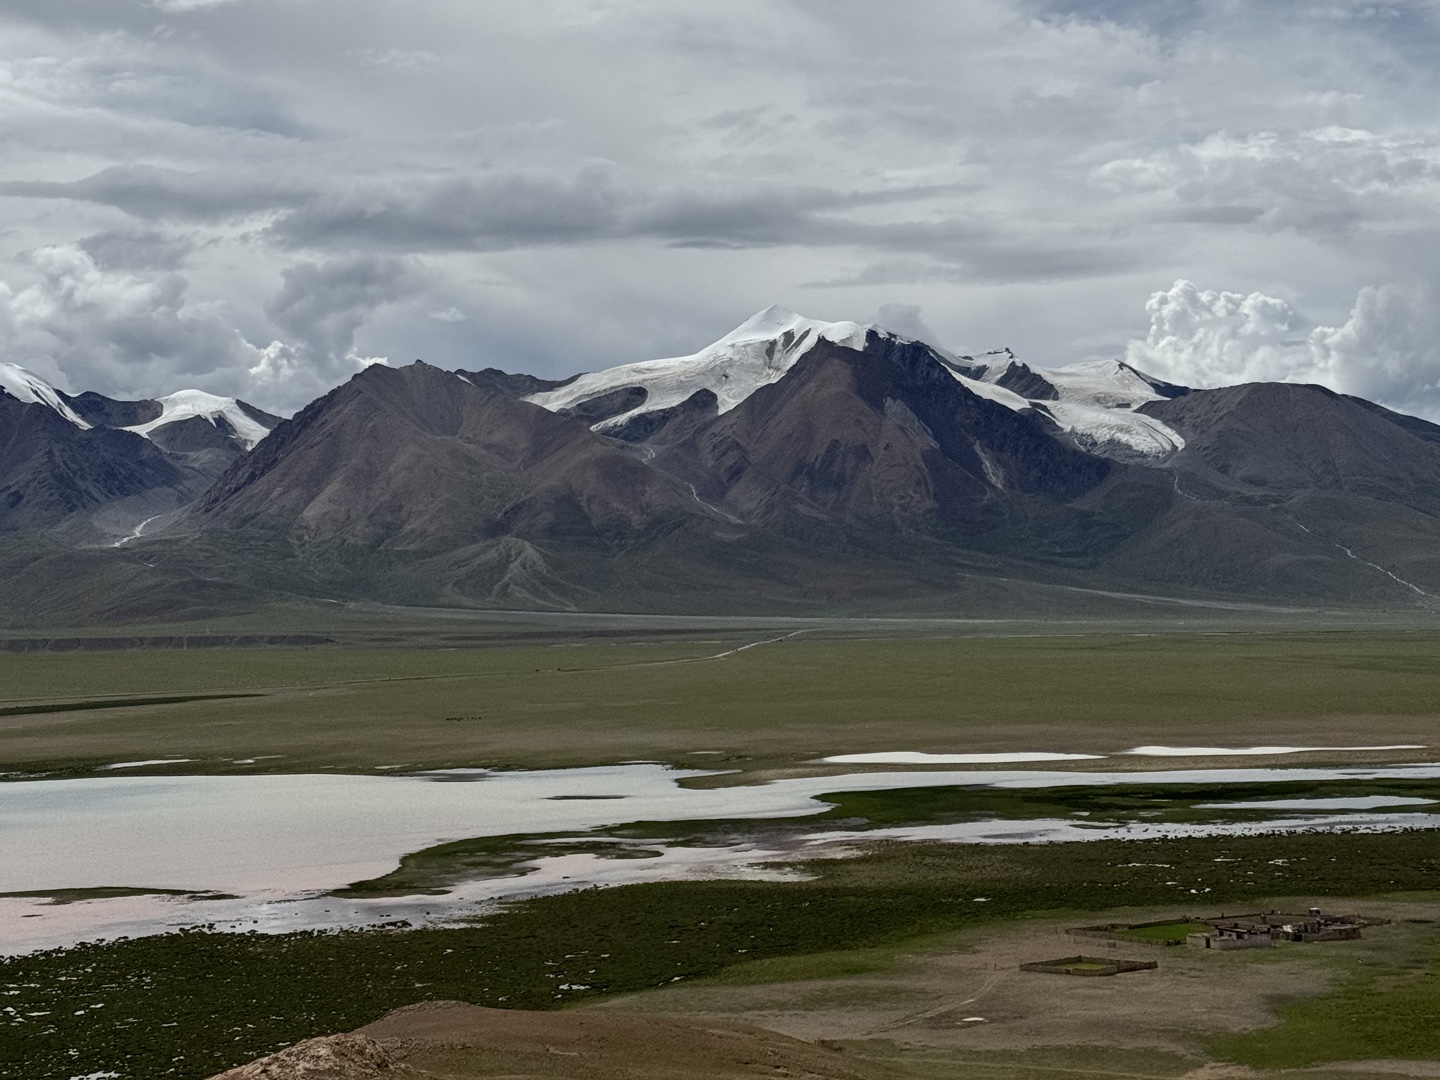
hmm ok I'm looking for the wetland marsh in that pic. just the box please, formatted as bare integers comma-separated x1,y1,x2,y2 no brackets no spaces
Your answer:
4,620,1440,1079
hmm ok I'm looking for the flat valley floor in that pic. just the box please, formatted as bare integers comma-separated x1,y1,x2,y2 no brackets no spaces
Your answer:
4,605,1440,1079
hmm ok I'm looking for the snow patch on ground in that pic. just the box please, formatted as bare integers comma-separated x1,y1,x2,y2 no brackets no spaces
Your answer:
1043,360,1166,410
1043,400,1184,457
1039,361,1185,457
959,357,1186,458
98,759,194,770
949,363,1184,457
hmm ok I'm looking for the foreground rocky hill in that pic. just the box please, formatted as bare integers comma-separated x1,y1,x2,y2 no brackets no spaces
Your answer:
206,1001,889,1080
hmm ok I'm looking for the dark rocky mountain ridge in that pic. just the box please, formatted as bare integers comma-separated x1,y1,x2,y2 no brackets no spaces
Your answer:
2,311,1439,624
197,360,701,551
0,370,280,539
1140,383,1440,512
651,334,1113,533
0,391,189,533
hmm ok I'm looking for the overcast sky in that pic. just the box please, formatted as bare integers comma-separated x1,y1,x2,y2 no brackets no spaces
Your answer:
3,1,1440,418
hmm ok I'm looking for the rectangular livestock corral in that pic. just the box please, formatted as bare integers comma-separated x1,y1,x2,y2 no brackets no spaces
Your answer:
1020,955,1158,977
1068,919,1209,946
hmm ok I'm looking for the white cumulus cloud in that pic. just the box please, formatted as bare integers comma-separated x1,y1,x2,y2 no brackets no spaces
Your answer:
1127,278,1440,420
254,255,422,400
0,244,285,404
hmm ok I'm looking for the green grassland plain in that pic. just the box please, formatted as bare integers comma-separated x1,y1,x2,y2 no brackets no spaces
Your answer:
2,624,1440,774
7,619,1440,1079
8,832,1440,1080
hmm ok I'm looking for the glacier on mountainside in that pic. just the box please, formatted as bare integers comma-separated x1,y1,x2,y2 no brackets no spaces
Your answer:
525,306,886,432
123,389,272,450
1,362,272,450
523,306,1186,462
0,362,91,427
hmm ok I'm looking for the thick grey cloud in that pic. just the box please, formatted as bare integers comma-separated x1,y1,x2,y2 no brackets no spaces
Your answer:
22,164,988,256
0,165,310,222
270,169,623,251
0,244,279,403
263,253,420,377
1,0,1440,415
79,229,195,272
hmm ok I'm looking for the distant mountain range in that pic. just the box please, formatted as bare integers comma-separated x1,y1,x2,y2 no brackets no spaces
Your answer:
0,362,278,540
3,308,1439,624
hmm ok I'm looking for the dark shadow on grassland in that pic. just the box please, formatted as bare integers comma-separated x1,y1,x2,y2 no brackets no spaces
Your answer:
0,693,261,716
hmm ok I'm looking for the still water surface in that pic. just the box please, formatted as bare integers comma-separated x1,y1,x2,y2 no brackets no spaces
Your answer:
5,761,1440,952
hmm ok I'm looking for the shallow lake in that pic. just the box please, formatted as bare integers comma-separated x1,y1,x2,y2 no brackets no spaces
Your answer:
5,760,1440,952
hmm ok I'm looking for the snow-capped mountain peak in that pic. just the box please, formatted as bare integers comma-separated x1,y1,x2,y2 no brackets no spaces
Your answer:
710,304,875,352
524,306,890,431
1,366,276,451
123,389,273,450
520,304,1186,462
0,362,90,428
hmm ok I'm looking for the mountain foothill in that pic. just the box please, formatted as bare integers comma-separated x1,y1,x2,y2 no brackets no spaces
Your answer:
3,306,1439,624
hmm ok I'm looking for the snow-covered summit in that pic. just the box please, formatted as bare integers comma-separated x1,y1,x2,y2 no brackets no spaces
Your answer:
522,305,1186,461
123,389,273,450
0,362,90,427
525,306,888,431
2,364,273,450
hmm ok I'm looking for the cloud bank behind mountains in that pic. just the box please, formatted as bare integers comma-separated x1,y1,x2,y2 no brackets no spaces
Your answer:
1128,279,1440,420
0,246,416,406
1,1,1440,416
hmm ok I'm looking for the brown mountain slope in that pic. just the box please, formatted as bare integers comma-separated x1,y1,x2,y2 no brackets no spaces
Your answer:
1141,382,1440,511
197,361,704,550
0,392,191,532
657,333,1113,535
207,1000,895,1079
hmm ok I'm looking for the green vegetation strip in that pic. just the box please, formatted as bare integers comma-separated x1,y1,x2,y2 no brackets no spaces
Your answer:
5,830,1439,1080
1211,935,1440,1068
333,776,1440,898
815,778,1440,826
1118,920,1211,943
5,631,1440,773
